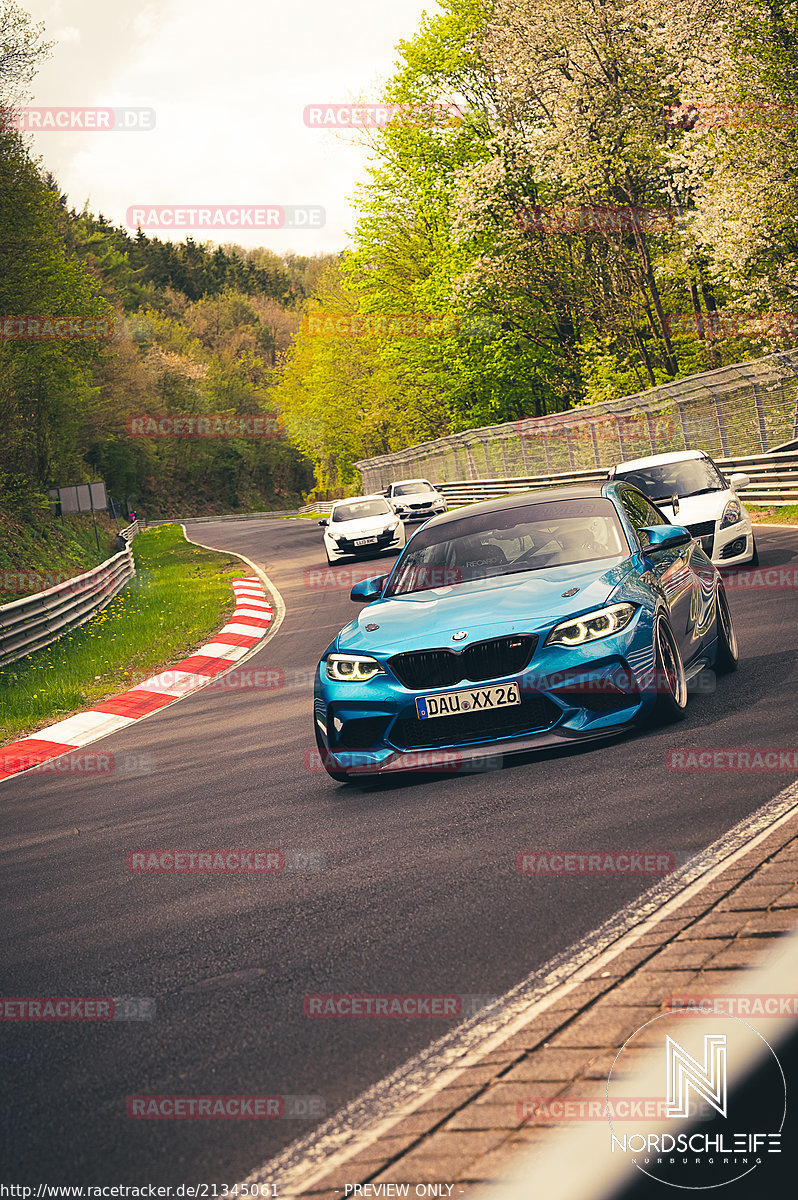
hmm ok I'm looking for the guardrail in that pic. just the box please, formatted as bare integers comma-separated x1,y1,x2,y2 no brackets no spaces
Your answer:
147,506,334,525
116,518,140,544
437,450,798,507
0,522,139,667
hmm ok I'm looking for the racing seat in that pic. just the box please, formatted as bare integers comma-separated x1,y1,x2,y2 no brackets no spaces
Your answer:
454,538,509,572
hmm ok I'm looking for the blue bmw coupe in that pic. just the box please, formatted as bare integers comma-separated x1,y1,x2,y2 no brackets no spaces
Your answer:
313,484,738,781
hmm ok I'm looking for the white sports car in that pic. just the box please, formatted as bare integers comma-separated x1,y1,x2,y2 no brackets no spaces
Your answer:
320,495,406,566
384,479,448,522
609,449,757,566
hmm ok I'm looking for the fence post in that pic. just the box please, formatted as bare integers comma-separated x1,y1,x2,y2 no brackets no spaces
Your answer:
707,384,730,457
675,398,691,450
645,409,657,454
733,365,769,452
616,415,627,461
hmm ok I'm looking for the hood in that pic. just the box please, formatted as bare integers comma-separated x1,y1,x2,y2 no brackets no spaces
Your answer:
657,489,730,526
394,490,439,501
337,557,631,654
329,513,397,535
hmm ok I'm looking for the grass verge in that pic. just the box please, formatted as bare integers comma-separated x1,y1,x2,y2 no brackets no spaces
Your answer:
0,524,247,744
749,505,798,525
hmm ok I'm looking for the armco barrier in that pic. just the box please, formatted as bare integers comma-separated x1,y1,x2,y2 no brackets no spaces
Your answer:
436,450,798,507
116,518,140,544
0,522,138,667
146,504,334,526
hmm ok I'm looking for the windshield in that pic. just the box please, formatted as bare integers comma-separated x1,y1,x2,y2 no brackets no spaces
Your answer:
331,499,392,522
385,498,627,595
614,458,725,502
393,480,434,496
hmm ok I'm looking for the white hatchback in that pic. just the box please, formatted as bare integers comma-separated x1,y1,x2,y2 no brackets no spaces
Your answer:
320,495,406,566
608,449,757,566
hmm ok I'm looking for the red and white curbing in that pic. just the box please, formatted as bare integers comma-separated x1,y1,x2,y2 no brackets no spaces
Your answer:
0,577,272,784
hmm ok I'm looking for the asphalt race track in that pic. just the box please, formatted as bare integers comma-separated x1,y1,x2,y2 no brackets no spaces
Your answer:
2,518,797,1184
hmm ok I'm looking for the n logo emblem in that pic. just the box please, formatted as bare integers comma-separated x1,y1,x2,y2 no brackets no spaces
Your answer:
666,1034,727,1119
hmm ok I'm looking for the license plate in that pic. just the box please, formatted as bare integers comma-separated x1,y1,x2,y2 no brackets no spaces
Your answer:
416,682,521,720
355,537,378,546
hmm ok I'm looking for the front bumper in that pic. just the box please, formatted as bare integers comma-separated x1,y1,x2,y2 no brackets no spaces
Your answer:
396,504,447,521
325,528,404,560
710,519,755,567
314,624,658,777
314,724,634,777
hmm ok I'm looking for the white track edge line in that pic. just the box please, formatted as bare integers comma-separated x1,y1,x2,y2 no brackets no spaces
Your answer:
240,779,798,1193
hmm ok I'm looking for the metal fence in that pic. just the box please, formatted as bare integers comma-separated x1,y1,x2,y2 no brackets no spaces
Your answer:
0,521,139,667
355,349,798,493
437,450,798,507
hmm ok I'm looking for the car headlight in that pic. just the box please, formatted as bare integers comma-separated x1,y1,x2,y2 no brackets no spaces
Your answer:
326,654,384,682
545,603,637,647
719,500,741,529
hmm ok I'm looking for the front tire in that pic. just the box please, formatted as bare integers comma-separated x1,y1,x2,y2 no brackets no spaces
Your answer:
749,535,759,566
714,585,739,674
650,615,688,724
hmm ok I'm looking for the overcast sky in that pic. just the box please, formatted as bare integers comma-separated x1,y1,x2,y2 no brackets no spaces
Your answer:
18,0,439,254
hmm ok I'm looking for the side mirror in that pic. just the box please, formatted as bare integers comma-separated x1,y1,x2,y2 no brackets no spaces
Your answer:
350,575,386,603
318,519,328,527
729,472,750,491
639,524,692,552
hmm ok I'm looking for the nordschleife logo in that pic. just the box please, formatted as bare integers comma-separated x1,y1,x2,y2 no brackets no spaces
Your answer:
666,1034,727,1120
607,1011,785,1189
